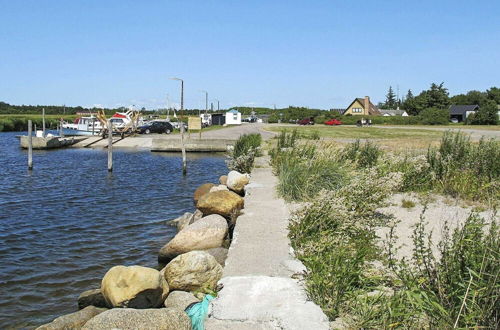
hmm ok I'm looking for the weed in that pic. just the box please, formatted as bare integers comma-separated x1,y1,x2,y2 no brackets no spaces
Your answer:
226,133,262,173
401,199,416,208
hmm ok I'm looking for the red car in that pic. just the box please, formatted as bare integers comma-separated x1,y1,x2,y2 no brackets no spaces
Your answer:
324,119,342,126
298,117,314,125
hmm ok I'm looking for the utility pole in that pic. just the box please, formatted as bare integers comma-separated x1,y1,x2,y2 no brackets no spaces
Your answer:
170,77,186,175
200,90,208,115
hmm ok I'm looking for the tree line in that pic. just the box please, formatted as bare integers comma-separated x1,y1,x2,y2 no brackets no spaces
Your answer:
379,84,499,125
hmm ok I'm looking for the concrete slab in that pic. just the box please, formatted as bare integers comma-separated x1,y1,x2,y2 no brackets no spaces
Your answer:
222,166,294,278
207,276,329,330
206,162,329,329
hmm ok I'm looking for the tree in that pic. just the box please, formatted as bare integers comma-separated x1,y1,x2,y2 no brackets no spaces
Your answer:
419,107,449,125
403,89,418,115
467,100,499,125
486,87,500,104
427,82,450,109
382,86,397,109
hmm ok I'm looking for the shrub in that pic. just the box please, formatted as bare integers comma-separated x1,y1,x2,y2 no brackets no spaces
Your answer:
388,213,500,328
466,100,499,125
418,107,449,125
427,131,500,201
226,133,262,173
341,140,381,168
289,170,402,319
271,142,346,202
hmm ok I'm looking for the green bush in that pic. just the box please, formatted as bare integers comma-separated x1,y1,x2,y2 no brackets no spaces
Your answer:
341,140,381,168
387,213,500,328
226,133,262,173
289,171,402,319
418,107,449,125
275,146,346,202
426,131,500,200
466,100,499,125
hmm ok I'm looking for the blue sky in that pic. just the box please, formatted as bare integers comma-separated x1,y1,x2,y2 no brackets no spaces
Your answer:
1,0,499,109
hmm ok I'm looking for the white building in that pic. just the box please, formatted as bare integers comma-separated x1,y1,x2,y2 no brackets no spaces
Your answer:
225,109,242,125
379,109,408,116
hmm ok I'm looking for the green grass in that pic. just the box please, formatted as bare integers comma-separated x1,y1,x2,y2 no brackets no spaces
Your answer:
226,133,262,173
266,125,444,140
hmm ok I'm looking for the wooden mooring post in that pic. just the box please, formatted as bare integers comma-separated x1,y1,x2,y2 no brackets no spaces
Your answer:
28,120,33,170
42,107,46,137
107,119,113,172
180,123,187,175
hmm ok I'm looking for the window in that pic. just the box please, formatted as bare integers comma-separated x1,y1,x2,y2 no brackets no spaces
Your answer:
233,114,238,120
352,108,362,113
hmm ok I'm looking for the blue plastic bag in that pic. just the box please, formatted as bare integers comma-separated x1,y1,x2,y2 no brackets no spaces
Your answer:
185,294,214,330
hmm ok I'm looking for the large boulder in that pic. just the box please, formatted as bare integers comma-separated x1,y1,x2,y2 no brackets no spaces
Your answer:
226,171,250,194
196,191,244,217
78,289,107,309
164,291,200,310
174,210,204,232
193,183,215,204
101,265,168,308
36,306,107,330
219,175,228,185
158,214,228,262
82,308,190,330
163,251,223,291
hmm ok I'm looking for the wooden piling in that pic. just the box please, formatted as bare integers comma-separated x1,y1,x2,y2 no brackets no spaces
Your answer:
180,123,187,175
107,119,113,172
28,120,33,170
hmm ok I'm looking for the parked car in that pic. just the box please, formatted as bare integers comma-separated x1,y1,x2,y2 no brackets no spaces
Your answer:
138,121,174,134
170,121,188,131
298,117,314,125
324,119,342,126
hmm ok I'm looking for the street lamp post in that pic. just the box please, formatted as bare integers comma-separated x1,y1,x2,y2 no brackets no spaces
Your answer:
200,90,208,115
170,77,187,175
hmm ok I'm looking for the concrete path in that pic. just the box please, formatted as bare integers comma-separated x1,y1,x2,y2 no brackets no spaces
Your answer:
206,158,329,329
71,123,276,149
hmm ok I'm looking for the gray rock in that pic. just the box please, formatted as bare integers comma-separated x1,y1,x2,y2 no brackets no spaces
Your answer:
78,289,107,309
178,209,203,232
205,247,229,266
164,291,200,311
168,212,192,228
101,265,169,308
159,214,228,262
82,308,191,330
36,306,107,330
163,251,223,292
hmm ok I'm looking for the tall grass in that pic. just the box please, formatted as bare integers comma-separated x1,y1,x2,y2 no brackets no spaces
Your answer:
340,140,381,168
226,133,262,173
426,131,500,201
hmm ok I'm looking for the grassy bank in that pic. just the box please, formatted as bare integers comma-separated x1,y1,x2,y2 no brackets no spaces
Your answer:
0,114,77,132
270,130,499,328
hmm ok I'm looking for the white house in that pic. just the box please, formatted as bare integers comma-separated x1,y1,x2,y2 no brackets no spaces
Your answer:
225,109,242,125
379,109,409,116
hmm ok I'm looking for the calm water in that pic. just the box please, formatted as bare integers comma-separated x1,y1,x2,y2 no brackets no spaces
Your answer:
0,132,227,329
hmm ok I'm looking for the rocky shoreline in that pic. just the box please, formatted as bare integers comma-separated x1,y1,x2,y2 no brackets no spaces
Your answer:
36,170,251,330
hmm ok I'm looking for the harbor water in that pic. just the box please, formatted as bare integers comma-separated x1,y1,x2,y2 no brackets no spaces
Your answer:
0,132,228,329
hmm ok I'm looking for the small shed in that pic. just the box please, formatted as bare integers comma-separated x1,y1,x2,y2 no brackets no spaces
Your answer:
449,105,479,122
225,109,242,125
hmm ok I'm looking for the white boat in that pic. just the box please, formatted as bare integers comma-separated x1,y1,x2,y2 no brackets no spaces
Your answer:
62,110,145,136
62,116,103,135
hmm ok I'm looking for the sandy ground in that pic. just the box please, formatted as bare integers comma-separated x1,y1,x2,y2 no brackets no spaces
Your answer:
376,193,497,261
